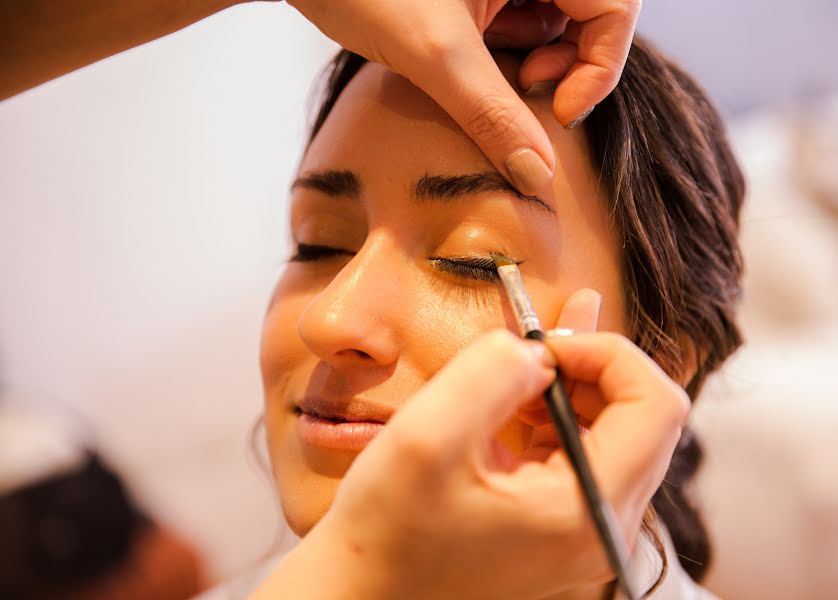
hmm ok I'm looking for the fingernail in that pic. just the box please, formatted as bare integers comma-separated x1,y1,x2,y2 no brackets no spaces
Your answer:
524,341,556,367
565,106,594,130
522,80,559,95
546,328,576,338
484,33,511,48
505,147,553,195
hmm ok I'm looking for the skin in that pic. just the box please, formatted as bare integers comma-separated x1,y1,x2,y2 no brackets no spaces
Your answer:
259,53,628,546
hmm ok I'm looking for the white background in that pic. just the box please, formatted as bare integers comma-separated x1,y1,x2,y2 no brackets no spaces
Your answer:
1,2,335,581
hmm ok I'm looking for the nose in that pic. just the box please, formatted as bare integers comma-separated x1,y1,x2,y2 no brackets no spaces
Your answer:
297,238,401,369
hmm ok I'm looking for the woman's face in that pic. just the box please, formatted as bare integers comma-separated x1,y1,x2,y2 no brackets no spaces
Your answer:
260,57,627,536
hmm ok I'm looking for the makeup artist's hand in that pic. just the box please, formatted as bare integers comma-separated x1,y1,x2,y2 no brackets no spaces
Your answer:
286,0,641,195
254,291,688,600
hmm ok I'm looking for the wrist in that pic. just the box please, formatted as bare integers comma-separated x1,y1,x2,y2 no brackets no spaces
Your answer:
248,517,403,600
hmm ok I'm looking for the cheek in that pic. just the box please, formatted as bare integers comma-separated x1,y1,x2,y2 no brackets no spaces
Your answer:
262,298,300,367
406,285,506,374
260,275,315,412
407,286,531,452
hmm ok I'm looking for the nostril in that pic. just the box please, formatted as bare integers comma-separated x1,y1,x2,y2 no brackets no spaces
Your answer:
338,349,373,360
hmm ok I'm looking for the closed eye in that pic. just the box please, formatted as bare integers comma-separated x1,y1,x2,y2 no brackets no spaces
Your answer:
290,243,353,262
428,256,500,282
292,247,511,284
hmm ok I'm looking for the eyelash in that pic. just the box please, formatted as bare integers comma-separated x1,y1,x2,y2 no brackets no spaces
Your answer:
427,256,499,282
290,244,501,283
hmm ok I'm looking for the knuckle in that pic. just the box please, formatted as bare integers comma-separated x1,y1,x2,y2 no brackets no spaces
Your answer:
602,332,690,421
477,329,535,376
612,0,642,18
464,95,523,145
486,329,531,367
652,378,691,434
601,331,634,353
413,24,459,61
667,385,692,424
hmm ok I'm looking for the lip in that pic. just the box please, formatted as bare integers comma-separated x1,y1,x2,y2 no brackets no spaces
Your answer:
296,396,395,424
294,396,394,451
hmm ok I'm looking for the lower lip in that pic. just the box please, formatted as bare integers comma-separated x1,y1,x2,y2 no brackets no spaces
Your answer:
296,412,385,451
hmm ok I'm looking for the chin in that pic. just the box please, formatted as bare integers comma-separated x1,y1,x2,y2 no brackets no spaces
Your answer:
282,492,331,538
276,464,344,538
285,510,319,538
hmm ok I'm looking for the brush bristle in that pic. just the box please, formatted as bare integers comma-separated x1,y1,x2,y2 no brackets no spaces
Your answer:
490,252,516,267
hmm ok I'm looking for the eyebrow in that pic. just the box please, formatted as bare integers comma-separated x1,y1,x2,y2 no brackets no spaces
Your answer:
413,172,555,215
292,170,361,198
292,169,554,215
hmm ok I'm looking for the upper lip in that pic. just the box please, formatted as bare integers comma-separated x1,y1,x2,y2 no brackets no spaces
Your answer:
296,396,395,424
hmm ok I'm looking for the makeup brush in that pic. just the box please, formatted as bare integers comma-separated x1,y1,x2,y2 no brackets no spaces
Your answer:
490,253,638,600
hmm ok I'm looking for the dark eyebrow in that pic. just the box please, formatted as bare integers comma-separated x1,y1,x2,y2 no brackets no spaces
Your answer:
291,170,361,198
413,171,555,215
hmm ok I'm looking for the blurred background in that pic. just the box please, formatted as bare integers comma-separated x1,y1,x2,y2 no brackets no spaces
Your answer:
1,0,836,598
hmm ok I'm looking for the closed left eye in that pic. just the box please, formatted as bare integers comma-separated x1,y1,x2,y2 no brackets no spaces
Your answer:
428,257,500,282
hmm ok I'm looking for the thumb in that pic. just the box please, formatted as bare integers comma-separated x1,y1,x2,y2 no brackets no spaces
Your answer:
385,329,554,465
411,33,556,196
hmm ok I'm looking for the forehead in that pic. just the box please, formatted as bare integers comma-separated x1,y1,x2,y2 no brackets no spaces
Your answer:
303,64,479,177
301,56,579,184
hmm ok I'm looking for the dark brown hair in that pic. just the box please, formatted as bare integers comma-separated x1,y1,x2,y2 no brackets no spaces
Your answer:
306,37,745,586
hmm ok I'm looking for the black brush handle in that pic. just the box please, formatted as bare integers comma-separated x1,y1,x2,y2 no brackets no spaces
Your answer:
525,329,638,600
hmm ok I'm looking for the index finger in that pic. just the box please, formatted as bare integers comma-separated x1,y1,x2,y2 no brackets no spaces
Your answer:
545,332,689,506
384,329,555,465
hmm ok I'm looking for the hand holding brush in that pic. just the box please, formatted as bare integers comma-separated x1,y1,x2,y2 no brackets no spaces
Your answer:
256,288,690,600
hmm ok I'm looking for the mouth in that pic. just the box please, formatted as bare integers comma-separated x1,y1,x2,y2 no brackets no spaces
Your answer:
293,398,393,451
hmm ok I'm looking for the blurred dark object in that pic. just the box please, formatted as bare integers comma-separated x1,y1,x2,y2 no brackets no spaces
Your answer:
0,452,204,600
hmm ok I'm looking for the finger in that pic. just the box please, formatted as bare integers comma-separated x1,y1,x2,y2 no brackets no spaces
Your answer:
516,288,602,426
545,332,690,504
384,329,555,463
525,380,599,431
555,287,602,332
539,0,639,126
410,29,555,195
485,2,568,49
519,41,578,91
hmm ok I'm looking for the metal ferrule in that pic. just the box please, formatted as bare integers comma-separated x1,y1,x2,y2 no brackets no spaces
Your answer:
496,263,542,336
